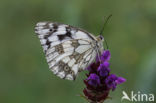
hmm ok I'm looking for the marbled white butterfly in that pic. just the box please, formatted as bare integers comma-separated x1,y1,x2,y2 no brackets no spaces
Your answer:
35,22,104,80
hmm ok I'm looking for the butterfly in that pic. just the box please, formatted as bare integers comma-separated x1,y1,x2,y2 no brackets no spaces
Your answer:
35,22,104,80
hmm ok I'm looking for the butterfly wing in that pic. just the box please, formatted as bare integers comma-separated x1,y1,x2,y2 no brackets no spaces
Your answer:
35,22,97,80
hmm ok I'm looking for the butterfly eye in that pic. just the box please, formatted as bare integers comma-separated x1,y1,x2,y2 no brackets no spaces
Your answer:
99,35,104,40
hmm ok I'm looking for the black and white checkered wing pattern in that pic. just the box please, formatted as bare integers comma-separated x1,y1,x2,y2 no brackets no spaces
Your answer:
35,22,97,80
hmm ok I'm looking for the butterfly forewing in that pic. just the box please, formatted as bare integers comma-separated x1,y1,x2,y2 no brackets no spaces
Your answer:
35,22,97,80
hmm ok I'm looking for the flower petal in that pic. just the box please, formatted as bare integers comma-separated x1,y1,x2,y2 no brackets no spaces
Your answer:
98,63,110,77
87,73,101,87
101,50,111,61
115,77,126,84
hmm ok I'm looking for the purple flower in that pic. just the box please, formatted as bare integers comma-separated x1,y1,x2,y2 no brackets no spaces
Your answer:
100,50,111,62
105,74,118,91
83,50,126,103
115,77,126,84
105,74,126,91
87,73,101,87
98,62,110,77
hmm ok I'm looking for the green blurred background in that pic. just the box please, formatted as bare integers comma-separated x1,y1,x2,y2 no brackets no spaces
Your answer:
0,0,156,103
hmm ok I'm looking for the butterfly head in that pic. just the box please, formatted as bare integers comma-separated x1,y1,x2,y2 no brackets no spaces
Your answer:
96,35,104,52
96,35,104,42
99,35,104,41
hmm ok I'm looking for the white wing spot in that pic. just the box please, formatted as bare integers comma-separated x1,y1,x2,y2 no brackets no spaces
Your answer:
81,62,88,70
79,60,84,68
75,45,91,54
50,41,61,47
51,66,59,74
88,50,96,65
48,36,58,42
74,31,89,39
62,56,70,63
68,58,76,67
66,74,73,80
55,51,73,62
46,52,59,62
36,29,49,34
38,35,44,39
54,31,66,35
48,23,53,28
57,71,65,78
46,47,55,55
86,55,91,61
58,25,66,31
62,43,71,48
43,45,48,51
64,47,74,52
36,22,46,26
78,40,89,44
35,26,44,30
72,64,78,75
83,49,92,59
49,61,56,68
40,39,46,45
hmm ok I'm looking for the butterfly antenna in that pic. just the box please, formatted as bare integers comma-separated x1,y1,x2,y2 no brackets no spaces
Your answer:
99,14,112,50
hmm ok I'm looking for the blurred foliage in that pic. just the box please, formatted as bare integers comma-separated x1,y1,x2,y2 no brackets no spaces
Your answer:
0,0,156,103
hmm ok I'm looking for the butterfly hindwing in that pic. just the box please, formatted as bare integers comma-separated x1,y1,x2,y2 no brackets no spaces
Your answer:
35,22,97,80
